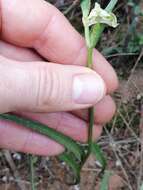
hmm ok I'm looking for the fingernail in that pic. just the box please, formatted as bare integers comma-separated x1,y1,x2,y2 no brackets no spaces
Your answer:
73,73,106,104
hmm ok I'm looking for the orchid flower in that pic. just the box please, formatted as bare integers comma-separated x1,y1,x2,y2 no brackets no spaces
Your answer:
83,2,118,28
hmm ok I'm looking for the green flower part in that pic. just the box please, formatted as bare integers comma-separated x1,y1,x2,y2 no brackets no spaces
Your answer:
83,2,118,28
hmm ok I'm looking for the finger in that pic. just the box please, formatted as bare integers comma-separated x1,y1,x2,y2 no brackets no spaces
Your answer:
0,56,106,113
0,117,64,156
0,112,102,156
17,112,103,142
71,95,116,124
0,43,115,124
1,0,118,93
0,40,42,61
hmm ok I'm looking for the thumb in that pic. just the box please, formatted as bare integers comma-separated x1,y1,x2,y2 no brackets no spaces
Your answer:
0,56,106,113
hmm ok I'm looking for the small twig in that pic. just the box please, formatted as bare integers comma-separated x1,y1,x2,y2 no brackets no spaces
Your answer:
64,0,80,15
82,168,101,172
116,146,137,179
105,52,139,58
117,110,140,142
98,137,138,147
137,105,143,189
111,48,143,134
3,150,26,190
104,127,133,190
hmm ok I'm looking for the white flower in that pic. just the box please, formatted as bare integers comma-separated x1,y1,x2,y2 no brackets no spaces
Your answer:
83,3,118,28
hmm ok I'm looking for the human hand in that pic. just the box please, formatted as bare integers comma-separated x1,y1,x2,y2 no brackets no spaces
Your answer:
0,0,118,156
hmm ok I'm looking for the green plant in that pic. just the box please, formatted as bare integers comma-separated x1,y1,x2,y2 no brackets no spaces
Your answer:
29,155,38,190
0,0,118,188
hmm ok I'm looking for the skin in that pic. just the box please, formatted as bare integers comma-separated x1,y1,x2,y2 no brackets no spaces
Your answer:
0,0,118,156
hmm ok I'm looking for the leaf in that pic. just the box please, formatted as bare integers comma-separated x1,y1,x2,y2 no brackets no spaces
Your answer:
140,183,143,190
58,152,81,184
90,23,104,48
91,143,106,170
80,0,91,17
100,170,112,190
105,0,118,12
31,155,38,164
0,114,84,161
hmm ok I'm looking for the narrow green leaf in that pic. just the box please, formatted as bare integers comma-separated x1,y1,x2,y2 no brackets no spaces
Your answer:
100,170,112,190
105,0,118,12
91,143,106,170
90,23,104,48
58,152,81,184
29,155,37,190
140,183,143,190
80,0,91,17
0,114,84,161
32,156,38,164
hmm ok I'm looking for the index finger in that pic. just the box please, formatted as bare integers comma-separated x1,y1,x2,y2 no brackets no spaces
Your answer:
0,0,118,92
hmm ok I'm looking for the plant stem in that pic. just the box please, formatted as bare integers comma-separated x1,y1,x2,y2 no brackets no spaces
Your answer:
84,16,95,156
87,47,94,153
88,107,94,151
29,155,36,190
87,47,93,68
85,25,91,48
86,0,119,152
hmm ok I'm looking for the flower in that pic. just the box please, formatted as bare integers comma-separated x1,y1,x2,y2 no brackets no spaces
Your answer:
83,2,118,28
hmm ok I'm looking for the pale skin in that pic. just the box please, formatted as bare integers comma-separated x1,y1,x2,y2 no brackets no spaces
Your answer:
0,0,118,156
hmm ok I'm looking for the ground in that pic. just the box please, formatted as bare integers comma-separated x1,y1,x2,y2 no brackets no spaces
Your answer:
0,0,143,190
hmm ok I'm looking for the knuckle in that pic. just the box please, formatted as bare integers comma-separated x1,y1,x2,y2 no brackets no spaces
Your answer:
35,64,62,110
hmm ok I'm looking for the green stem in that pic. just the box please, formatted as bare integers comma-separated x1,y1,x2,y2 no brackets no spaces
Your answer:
86,0,118,153
87,47,93,68
88,107,94,151
29,155,36,190
85,25,91,47
87,47,94,153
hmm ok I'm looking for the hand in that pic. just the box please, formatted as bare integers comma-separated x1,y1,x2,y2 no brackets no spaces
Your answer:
0,0,118,156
